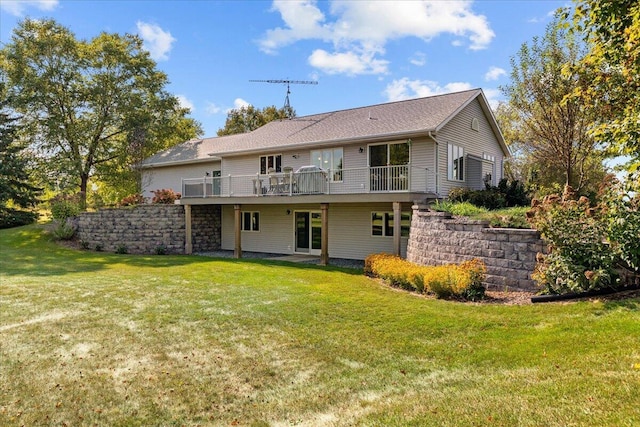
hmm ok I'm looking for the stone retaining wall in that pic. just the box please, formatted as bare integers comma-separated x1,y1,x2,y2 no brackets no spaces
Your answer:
407,206,546,291
76,204,221,254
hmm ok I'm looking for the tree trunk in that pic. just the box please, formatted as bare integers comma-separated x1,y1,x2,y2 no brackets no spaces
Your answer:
79,173,89,210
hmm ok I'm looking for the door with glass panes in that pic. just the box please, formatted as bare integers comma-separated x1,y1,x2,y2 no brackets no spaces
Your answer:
294,211,321,255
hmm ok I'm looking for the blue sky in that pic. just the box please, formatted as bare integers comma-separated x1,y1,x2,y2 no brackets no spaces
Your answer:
1,0,567,137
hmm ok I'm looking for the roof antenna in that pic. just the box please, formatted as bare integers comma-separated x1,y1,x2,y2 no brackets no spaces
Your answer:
249,79,318,118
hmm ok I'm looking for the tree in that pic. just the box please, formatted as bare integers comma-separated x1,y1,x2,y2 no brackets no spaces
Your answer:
567,0,640,181
0,19,202,206
217,105,294,136
501,17,607,195
0,87,40,228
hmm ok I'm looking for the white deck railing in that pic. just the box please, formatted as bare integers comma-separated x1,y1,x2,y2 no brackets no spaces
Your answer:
182,166,435,198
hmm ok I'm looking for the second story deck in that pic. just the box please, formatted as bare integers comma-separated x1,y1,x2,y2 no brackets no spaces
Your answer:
181,165,436,200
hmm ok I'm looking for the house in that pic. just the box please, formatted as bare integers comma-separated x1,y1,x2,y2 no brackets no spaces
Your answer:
140,89,508,263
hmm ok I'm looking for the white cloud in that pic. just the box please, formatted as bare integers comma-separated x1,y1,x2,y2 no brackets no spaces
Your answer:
383,78,473,101
176,95,194,112
205,102,222,115
308,48,389,75
259,1,495,76
136,21,176,61
0,0,58,16
485,66,506,81
409,52,426,67
231,98,251,111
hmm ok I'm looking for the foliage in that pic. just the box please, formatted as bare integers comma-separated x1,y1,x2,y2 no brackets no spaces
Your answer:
500,16,608,193
0,207,38,229
599,177,640,272
431,200,488,217
364,253,486,300
567,0,640,174
151,188,181,204
0,85,40,227
478,207,531,229
49,193,82,221
527,188,620,294
118,193,146,207
115,243,128,254
449,179,530,210
0,18,202,207
154,243,168,255
217,104,295,136
50,219,77,241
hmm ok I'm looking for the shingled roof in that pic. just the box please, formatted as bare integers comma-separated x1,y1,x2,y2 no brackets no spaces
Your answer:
142,89,504,167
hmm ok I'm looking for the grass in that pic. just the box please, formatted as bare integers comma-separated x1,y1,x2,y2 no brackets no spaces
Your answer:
1,225,639,426
431,201,531,229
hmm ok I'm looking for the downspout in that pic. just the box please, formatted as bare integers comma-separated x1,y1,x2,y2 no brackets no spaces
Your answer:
428,131,439,194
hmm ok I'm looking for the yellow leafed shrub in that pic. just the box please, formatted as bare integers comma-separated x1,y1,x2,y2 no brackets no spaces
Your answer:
364,253,487,300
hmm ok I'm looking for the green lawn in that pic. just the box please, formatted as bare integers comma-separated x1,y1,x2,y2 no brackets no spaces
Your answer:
1,225,639,426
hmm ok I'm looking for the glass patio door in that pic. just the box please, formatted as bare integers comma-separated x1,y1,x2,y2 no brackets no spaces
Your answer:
295,211,321,255
369,142,410,191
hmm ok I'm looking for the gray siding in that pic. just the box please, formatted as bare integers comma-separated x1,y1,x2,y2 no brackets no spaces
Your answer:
437,98,504,196
221,202,412,260
141,161,220,199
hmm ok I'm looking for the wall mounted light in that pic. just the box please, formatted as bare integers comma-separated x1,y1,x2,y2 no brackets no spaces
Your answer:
286,209,291,215
292,154,299,159
205,172,210,176
359,147,364,153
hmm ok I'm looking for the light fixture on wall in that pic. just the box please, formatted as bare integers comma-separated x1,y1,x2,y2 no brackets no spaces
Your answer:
292,154,299,159
205,172,210,176
359,147,364,153
286,209,291,215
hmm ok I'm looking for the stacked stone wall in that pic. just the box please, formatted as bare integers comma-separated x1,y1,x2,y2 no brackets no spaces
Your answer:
407,206,546,291
76,204,221,254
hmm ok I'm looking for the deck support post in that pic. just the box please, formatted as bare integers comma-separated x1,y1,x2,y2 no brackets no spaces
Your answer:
234,204,242,259
184,204,193,255
393,201,402,256
320,203,329,266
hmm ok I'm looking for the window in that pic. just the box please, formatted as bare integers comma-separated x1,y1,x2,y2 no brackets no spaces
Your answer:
448,144,464,181
241,211,260,232
371,211,410,237
260,155,281,174
311,147,343,181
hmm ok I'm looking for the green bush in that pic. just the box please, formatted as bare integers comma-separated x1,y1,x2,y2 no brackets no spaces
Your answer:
0,208,38,229
449,179,531,210
50,194,82,221
51,220,76,241
115,244,128,254
527,189,619,294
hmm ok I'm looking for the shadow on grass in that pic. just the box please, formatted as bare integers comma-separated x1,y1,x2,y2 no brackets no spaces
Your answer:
0,225,363,277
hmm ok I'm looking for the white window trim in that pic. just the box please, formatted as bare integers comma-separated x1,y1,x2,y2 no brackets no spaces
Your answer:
241,211,260,232
370,211,411,238
448,143,465,182
311,147,343,182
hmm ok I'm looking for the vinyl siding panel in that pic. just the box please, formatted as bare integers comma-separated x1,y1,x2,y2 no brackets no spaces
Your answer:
141,161,220,199
408,137,435,193
221,202,411,260
437,98,504,196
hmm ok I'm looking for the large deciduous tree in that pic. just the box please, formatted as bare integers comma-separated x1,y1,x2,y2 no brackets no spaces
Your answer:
0,19,201,206
217,105,294,136
501,17,607,195
567,0,640,182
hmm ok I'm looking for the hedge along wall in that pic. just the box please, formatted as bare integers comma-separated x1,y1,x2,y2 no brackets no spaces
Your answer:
76,204,221,254
407,206,547,292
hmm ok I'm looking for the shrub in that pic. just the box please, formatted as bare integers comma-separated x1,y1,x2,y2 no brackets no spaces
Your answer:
448,179,530,210
80,240,90,250
151,189,181,204
51,219,77,241
95,243,104,252
0,207,38,229
50,193,82,221
154,243,168,255
364,253,486,300
115,244,128,254
119,193,146,207
527,188,619,294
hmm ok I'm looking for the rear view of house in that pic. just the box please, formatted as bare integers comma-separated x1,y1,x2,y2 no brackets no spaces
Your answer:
140,89,508,263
